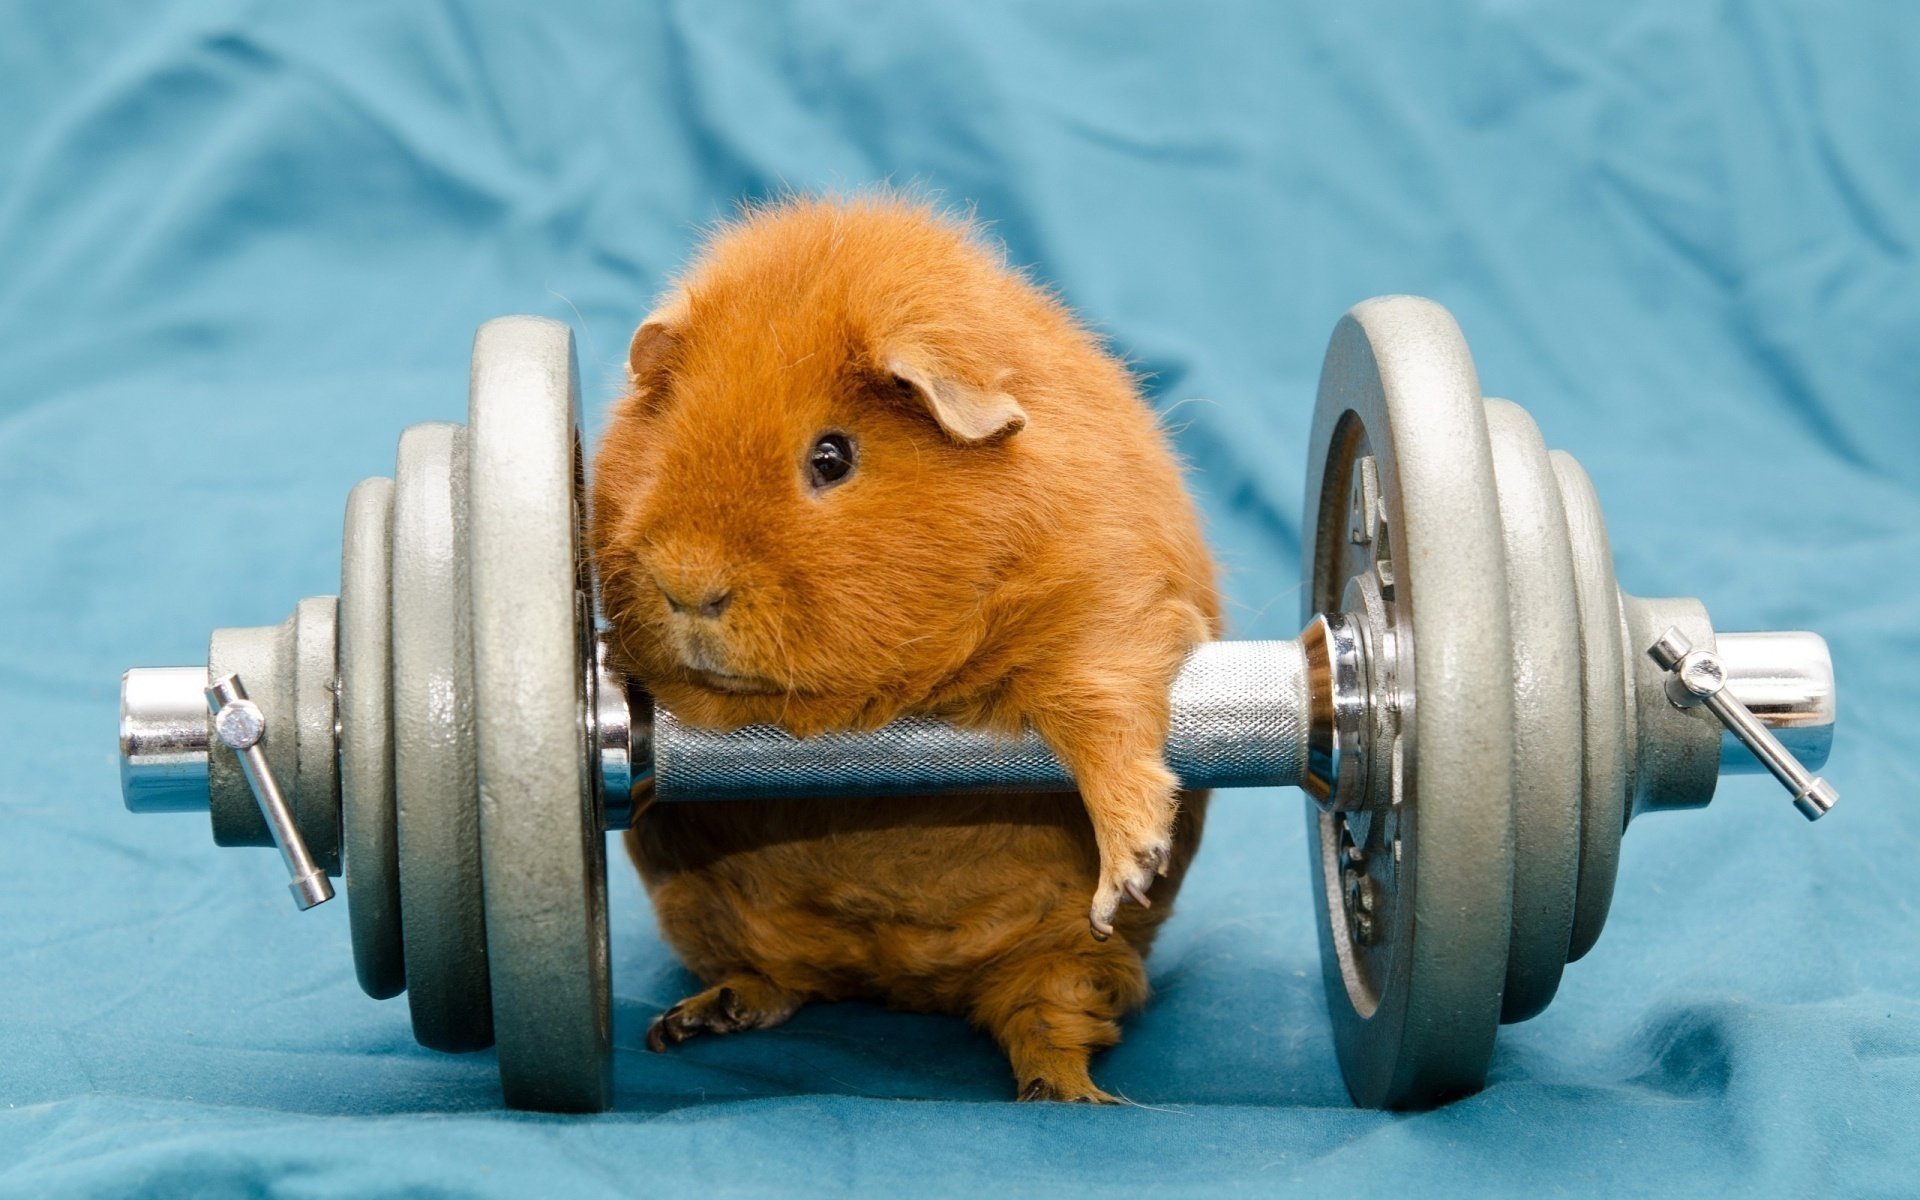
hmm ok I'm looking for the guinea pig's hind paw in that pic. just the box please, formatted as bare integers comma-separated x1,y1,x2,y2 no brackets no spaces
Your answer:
645,991,737,1052
1018,1078,1120,1104
645,980,798,1052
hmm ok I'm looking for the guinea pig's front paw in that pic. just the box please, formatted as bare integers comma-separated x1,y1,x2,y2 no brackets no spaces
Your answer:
1089,841,1172,941
1085,762,1180,941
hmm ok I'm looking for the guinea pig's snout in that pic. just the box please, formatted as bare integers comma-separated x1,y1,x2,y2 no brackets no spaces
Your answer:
646,559,777,689
653,572,733,621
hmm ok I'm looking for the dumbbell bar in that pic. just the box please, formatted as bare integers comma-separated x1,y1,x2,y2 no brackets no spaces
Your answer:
113,298,1841,1113
125,626,1832,813
125,634,1832,815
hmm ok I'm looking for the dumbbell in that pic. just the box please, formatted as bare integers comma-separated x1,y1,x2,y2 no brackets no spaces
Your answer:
115,296,1839,1113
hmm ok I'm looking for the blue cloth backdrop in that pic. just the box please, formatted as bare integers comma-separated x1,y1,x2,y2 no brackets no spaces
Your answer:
2,3,1915,1196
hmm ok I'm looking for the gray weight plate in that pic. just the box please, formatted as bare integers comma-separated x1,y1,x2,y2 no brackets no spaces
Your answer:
293,597,342,877
1549,451,1628,963
291,597,342,877
341,476,405,1000
466,317,611,1113
392,423,493,1053
1303,295,1516,1108
1484,400,1583,1024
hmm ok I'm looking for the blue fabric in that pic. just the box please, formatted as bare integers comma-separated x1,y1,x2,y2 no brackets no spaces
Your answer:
3,2,1915,1195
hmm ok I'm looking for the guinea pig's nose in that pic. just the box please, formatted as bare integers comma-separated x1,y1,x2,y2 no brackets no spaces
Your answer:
658,579,733,620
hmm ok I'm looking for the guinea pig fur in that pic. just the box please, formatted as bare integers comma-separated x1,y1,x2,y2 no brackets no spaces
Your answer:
591,193,1221,1102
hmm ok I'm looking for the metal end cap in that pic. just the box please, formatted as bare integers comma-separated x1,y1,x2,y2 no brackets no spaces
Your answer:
1793,778,1839,821
289,871,335,909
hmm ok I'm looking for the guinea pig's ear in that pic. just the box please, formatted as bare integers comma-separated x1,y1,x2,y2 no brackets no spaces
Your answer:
886,353,1027,445
625,296,689,407
627,319,679,387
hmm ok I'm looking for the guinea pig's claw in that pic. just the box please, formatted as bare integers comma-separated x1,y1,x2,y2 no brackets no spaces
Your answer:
1088,909,1116,941
1123,879,1152,909
645,1005,686,1053
1152,845,1171,877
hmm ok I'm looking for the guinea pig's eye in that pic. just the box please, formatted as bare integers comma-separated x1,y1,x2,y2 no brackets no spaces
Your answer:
808,432,856,490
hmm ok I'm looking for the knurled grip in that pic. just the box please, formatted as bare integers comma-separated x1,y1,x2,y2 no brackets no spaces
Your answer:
651,640,1310,801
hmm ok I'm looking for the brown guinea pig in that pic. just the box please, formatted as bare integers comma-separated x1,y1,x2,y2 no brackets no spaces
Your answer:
590,193,1221,1102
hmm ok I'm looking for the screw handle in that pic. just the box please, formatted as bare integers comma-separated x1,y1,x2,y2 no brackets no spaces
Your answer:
206,674,334,908
1647,628,1838,820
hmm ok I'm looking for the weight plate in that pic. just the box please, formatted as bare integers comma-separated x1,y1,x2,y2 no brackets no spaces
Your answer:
1483,399,1583,1023
291,597,342,876
392,423,494,1052
291,597,343,877
1549,451,1629,963
341,476,405,1000
466,317,611,1113
1303,296,1516,1108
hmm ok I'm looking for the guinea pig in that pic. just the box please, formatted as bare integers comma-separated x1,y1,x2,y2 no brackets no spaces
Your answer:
590,193,1221,1102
